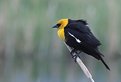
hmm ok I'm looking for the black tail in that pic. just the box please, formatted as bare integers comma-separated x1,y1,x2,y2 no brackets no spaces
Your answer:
100,57,110,70
94,50,110,70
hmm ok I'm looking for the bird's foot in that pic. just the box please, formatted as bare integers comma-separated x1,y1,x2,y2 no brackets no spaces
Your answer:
72,54,78,62
70,49,80,62
70,49,76,55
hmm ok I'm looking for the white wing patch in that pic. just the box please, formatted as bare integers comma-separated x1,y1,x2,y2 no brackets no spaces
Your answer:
85,24,89,27
68,32,81,43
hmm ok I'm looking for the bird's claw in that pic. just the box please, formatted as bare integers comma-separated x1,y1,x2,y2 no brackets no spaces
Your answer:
72,54,78,62
70,49,80,62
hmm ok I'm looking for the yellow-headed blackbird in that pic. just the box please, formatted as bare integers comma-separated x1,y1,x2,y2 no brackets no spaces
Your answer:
52,19,110,70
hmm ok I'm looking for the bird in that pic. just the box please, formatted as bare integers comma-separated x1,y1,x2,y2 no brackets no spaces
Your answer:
52,18,110,70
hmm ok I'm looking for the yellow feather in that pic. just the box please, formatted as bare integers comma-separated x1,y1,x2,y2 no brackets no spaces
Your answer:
57,19,68,40
57,29,65,40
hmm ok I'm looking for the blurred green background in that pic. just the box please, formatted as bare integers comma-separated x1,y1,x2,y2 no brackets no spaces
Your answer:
0,0,121,82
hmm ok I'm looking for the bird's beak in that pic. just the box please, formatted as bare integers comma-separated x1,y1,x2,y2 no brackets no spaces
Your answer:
52,24,58,28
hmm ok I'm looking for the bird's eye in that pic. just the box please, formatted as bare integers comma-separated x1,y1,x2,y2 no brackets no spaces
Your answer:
57,24,61,27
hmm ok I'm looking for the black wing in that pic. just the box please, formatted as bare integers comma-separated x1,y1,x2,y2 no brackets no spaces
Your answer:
65,21,101,48
64,20,110,70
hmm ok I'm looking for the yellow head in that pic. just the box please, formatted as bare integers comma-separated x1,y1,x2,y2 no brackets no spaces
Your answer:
52,19,68,29
52,19,69,40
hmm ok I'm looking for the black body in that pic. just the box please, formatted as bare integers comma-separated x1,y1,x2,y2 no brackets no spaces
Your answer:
64,19,110,70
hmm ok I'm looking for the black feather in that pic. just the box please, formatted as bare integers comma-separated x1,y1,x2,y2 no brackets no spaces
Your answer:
64,19,110,70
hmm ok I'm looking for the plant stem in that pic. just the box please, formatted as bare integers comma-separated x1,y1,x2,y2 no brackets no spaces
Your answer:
64,42,95,82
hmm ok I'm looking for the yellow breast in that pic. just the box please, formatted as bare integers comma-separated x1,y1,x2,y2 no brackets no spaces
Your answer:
57,29,65,40
56,19,68,40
